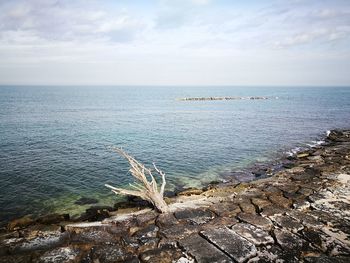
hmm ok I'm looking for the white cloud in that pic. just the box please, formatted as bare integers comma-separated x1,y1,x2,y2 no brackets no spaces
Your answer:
0,0,349,85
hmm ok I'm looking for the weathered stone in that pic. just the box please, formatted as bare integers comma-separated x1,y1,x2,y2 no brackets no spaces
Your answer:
70,230,117,244
179,233,232,263
201,217,238,229
160,224,199,240
297,187,314,196
135,211,158,227
139,247,184,263
287,210,324,229
251,198,271,212
302,228,329,252
133,225,159,239
174,209,215,225
0,254,31,263
260,205,287,217
304,255,350,263
92,244,135,263
262,185,282,194
209,203,241,217
137,237,159,253
237,213,273,231
7,216,34,231
268,194,292,208
38,246,81,263
231,223,274,245
4,232,69,254
273,229,304,251
155,213,178,228
200,227,257,262
272,215,304,233
238,201,257,214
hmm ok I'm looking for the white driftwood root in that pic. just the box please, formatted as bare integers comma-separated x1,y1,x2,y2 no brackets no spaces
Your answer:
105,147,169,213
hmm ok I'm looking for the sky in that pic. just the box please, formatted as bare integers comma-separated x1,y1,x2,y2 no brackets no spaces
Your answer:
0,0,349,86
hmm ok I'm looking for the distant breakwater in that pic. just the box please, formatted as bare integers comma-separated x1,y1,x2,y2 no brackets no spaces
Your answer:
177,96,277,101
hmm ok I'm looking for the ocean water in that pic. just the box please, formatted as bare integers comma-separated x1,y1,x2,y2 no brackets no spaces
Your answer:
1,86,350,223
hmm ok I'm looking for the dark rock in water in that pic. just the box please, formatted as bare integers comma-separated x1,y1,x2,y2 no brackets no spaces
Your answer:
327,130,344,141
36,213,70,224
7,216,34,231
75,197,98,205
78,206,113,222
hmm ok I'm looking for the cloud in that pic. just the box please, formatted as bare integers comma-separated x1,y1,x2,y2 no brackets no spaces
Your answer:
0,0,349,85
0,0,145,44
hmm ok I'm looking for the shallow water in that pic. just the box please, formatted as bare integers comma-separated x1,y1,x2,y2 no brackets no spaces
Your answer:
1,86,350,222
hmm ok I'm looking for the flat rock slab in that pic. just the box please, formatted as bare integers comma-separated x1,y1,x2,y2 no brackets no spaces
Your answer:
274,229,304,251
272,215,304,233
38,246,82,263
231,223,274,245
200,227,257,263
174,208,215,225
237,213,273,231
179,233,233,263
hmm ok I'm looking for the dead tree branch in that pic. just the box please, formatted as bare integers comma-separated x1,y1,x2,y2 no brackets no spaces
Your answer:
105,147,168,213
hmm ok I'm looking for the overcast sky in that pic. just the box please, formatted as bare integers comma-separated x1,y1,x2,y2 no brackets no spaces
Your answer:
0,0,349,86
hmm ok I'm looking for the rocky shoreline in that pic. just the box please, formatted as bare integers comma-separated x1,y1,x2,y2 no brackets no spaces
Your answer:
1,130,350,262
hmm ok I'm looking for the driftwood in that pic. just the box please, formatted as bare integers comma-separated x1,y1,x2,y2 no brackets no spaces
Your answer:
105,147,168,213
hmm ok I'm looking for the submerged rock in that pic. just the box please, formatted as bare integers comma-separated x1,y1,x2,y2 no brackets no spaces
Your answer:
74,197,98,205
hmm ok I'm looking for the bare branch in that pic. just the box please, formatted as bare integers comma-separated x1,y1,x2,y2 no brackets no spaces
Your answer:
105,148,169,213
153,163,166,197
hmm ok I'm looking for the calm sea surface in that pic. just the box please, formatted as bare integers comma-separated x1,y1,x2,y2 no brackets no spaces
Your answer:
1,86,349,223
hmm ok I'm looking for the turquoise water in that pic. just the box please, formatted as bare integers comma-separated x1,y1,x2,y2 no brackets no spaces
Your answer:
1,86,350,222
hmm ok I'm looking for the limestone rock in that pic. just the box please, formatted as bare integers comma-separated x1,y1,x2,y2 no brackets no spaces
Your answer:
237,213,273,231
174,209,215,225
231,223,274,245
38,246,81,263
200,227,257,262
268,194,292,209
179,233,232,263
140,247,184,263
272,215,304,233
273,229,304,251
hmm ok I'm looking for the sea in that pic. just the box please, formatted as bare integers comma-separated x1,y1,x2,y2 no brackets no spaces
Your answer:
1,85,349,224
